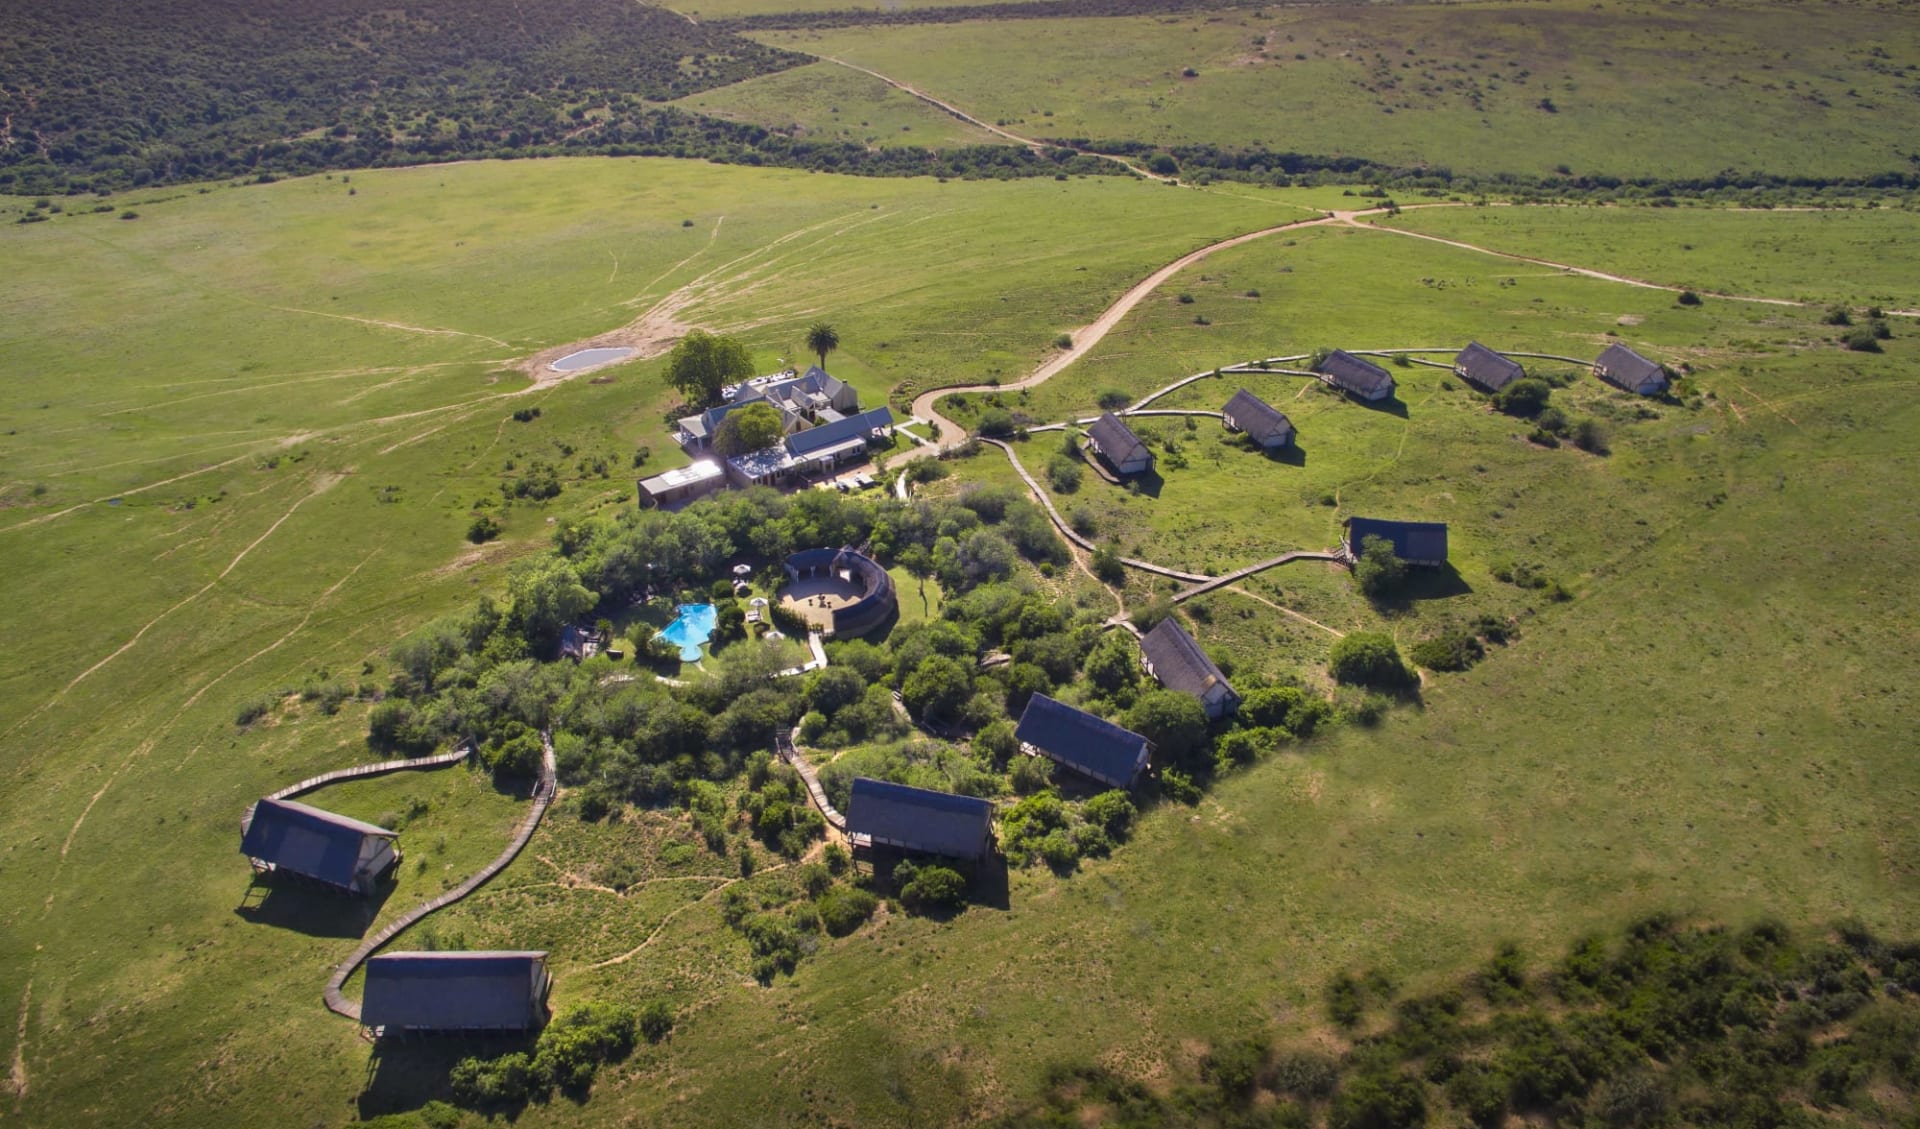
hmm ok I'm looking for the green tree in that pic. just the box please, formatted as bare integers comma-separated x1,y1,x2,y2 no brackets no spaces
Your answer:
1353,535,1407,599
902,654,974,720
1126,688,1210,768
507,557,595,649
665,330,754,406
805,322,839,370
1328,631,1414,689
1083,632,1141,694
711,401,784,456
898,864,967,912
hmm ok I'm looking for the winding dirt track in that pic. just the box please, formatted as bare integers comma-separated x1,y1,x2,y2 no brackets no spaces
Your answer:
909,212,1342,444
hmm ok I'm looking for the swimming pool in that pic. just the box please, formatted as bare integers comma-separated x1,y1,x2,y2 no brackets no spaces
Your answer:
653,603,718,662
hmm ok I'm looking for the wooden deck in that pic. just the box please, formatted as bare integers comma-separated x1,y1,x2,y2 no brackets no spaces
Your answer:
321,735,558,1023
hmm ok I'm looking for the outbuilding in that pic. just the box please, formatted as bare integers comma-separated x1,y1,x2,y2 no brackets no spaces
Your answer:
240,797,398,896
1343,516,1449,567
845,777,994,861
1014,693,1153,789
1593,343,1669,396
1221,388,1295,449
361,951,552,1036
638,459,725,509
1140,618,1240,719
1085,413,1154,476
1316,350,1396,401
1453,342,1526,392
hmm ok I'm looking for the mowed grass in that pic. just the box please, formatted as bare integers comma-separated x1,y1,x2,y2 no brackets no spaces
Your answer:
669,60,1002,148
0,159,1290,1128
1386,203,1920,310
756,0,1920,177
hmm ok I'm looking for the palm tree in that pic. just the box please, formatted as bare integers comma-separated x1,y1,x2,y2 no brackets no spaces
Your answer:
805,322,840,371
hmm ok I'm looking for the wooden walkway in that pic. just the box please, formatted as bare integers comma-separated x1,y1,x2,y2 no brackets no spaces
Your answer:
321,735,558,1022
241,748,470,834
775,728,848,833
981,438,1209,583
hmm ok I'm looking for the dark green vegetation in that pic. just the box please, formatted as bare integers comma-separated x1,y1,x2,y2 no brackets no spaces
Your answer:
1007,917,1920,1129
0,0,802,195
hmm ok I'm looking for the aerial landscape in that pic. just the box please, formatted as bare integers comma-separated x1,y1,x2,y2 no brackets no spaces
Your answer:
3,0,1919,1125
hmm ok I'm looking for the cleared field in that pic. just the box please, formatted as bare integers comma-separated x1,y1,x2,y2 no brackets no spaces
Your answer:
756,0,1920,177
669,59,1004,147
1385,203,1920,310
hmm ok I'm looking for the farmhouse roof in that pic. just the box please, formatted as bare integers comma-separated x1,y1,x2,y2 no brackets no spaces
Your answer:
1087,413,1151,466
239,798,395,888
1345,516,1450,564
1453,342,1526,391
1140,618,1234,702
1222,388,1294,443
638,459,723,496
361,952,550,1032
1595,343,1665,387
1317,350,1395,397
1014,693,1152,788
786,407,893,456
846,777,994,860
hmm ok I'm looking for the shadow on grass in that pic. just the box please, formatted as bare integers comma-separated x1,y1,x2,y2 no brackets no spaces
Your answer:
1264,441,1307,467
1355,394,1410,418
865,846,1011,915
357,1035,536,1122
1129,469,1165,498
1370,564,1474,613
235,872,396,939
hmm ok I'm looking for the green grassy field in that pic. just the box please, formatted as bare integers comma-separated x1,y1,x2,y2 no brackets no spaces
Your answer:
4,77,1920,1128
0,159,1292,1127
753,0,1920,177
669,60,1003,148
1385,203,1920,310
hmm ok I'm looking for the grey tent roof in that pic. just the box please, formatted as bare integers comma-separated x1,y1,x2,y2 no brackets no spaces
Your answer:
361,952,549,1032
240,798,394,888
1222,388,1294,443
1014,693,1152,788
1453,342,1526,391
787,406,893,456
1140,618,1235,703
1346,516,1449,563
1087,413,1151,467
1595,343,1667,391
1317,350,1396,397
846,777,993,860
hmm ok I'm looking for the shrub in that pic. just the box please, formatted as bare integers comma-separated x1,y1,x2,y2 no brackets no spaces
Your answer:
450,1051,532,1107
1843,328,1882,352
1158,767,1201,804
976,409,1016,438
1823,305,1853,326
1676,290,1702,306
816,886,878,936
1329,632,1414,689
638,999,675,1043
1053,333,1074,350
1046,456,1082,493
1091,545,1126,586
1409,629,1484,672
899,864,967,912
235,694,276,727
1329,1069,1425,1129
1493,378,1551,417
1177,292,1195,304
1081,790,1136,839
1571,417,1611,455
467,514,502,543
1353,535,1406,598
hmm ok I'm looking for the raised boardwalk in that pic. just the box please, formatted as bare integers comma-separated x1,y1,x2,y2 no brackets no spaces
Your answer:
321,735,558,1022
241,748,470,835
775,728,847,833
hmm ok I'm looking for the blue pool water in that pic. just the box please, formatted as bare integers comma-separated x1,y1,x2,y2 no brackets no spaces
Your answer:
550,346,635,372
654,603,718,662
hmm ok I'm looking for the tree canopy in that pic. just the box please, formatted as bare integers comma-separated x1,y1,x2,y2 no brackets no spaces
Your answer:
1328,631,1415,689
712,402,784,456
666,331,755,406
1352,535,1407,599
805,322,840,370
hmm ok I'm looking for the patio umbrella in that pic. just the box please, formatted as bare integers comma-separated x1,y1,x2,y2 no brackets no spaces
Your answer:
750,597,769,607
732,563,752,577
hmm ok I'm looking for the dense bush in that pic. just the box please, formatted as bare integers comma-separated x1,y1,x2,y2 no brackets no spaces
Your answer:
896,861,968,912
1409,628,1484,672
1352,535,1406,598
815,885,879,936
1493,378,1552,417
1328,632,1415,689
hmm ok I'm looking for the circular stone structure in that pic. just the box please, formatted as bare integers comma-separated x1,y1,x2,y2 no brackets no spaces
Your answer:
779,547,896,638
550,346,634,373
